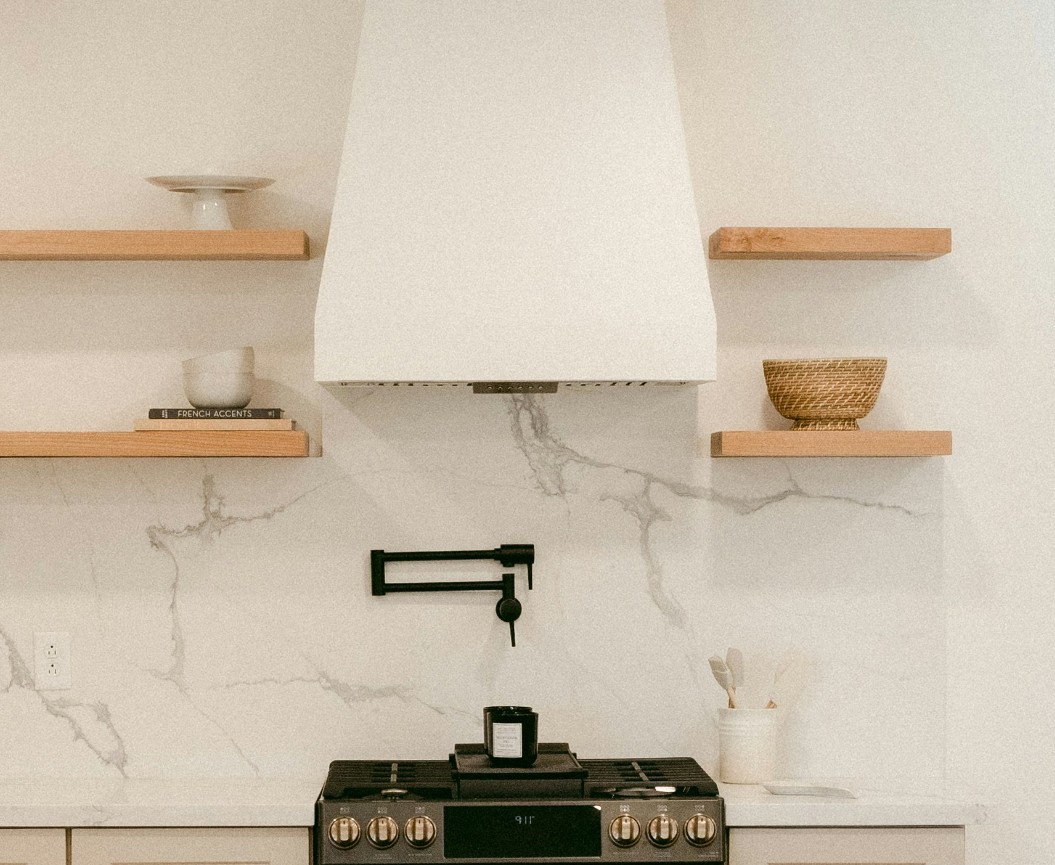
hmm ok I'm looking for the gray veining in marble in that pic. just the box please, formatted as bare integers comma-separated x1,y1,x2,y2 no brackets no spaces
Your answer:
0,389,945,782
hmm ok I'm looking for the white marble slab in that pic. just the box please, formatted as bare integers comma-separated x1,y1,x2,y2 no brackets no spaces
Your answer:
0,389,949,785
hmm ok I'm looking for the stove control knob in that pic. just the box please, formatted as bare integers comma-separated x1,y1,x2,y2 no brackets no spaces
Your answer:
646,814,679,847
366,816,399,849
328,817,361,849
404,816,437,849
608,815,641,847
684,814,717,847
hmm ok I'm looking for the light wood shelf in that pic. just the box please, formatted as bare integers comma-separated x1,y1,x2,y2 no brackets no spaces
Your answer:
0,230,309,260
710,430,952,458
0,430,309,457
708,227,951,260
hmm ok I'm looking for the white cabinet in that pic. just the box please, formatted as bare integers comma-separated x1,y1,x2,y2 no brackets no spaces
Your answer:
0,829,66,865
729,827,965,865
71,828,308,865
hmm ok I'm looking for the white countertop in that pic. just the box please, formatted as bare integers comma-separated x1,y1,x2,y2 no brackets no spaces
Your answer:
0,778,987,828
718,780,988,827
0,779,321,827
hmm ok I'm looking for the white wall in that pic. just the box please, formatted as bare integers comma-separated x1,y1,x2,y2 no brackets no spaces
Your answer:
0,0,361,441
1,3,1053,863
670,2,1055,861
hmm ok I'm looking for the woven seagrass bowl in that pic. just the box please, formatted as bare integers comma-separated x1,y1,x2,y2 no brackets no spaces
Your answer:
763,357,887,431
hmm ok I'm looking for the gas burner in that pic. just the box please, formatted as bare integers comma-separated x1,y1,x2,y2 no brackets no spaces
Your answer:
603,785,679,799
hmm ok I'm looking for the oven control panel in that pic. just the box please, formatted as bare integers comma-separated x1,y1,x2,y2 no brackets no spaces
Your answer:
317,799,725,865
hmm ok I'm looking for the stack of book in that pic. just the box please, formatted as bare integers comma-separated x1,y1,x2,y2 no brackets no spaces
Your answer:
134,407,293,430
131,408,308,456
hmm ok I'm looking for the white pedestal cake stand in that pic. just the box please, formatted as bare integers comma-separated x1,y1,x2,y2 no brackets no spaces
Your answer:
146,175,274,229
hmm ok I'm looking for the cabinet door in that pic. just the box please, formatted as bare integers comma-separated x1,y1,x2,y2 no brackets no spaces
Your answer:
71,828,308,865
729,827,965,865
0,829,66,865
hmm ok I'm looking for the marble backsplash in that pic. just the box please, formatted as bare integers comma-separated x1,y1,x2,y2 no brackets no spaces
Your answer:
0,386,945,782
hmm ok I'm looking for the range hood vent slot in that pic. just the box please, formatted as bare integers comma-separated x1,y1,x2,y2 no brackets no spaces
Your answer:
334,381,688,389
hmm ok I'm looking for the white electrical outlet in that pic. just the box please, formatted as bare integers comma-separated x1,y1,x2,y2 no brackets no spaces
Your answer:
34,631,72,690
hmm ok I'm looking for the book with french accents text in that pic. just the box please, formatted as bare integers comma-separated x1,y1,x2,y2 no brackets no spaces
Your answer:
147,407,283,420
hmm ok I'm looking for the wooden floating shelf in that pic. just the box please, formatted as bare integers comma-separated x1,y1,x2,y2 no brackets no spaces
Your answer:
710,430,952,458
0,430,309,458
708,227,951,260
0,230,309,261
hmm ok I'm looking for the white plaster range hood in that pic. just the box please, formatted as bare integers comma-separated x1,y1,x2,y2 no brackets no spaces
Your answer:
314,0,716,392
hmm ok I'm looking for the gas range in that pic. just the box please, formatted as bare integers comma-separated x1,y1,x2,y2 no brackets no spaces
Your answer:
315,744,725,865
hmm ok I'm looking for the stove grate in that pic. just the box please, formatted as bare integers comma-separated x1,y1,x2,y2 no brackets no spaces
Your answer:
578,758,719,797
322,760,454,800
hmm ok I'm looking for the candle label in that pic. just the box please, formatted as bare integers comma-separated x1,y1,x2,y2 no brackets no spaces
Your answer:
491,722,523,758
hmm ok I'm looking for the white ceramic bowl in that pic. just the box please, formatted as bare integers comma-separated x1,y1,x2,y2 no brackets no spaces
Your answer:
182,346,255,374
183,370,254,409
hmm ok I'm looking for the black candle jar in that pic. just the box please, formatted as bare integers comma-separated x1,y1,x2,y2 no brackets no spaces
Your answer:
483,706,539,766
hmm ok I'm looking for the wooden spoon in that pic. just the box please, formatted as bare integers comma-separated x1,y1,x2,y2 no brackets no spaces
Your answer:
708,655,738,708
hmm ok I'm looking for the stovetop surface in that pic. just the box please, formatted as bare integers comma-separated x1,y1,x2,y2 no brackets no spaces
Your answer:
321,744,719,801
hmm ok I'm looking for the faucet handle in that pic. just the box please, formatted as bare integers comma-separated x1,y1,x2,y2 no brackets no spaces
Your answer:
495,573,522,647
497,544,534,589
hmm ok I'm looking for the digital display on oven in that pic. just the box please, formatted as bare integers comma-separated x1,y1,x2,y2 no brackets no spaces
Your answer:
443,805,602,859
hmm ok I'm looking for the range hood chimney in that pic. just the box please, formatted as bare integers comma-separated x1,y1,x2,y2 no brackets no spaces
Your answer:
315,0,715,390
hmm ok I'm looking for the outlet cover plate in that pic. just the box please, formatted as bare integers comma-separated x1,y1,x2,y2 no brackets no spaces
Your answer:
34,631,71,690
